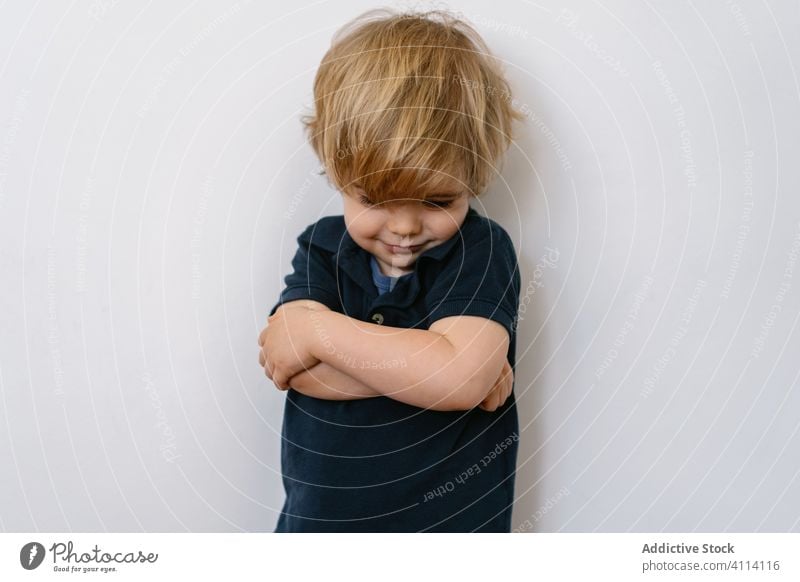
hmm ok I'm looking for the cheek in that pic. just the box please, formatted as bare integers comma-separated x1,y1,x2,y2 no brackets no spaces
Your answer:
431,210,466,238
348,211,382,239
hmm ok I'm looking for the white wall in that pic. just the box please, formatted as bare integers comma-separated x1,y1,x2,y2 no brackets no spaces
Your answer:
1,0,798,532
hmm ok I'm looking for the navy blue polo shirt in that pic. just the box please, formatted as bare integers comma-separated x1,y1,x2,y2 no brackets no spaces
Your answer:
268,206,521,532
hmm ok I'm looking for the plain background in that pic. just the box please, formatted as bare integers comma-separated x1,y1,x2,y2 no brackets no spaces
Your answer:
1,0,799,532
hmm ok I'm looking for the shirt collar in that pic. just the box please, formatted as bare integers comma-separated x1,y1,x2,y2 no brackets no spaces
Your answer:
302,206,480,301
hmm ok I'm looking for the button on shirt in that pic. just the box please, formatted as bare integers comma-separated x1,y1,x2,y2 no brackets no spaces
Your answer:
269,206,521,532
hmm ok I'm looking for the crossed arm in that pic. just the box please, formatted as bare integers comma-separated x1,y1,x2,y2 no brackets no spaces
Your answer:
258,300,513,412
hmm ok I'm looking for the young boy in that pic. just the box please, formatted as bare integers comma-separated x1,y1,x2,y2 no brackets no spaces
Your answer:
258,8,525,532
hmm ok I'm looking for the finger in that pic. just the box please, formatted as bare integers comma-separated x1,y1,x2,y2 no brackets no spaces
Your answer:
479,390,494,411
496,391,508,409
499,375,510,402
258,327,268,346
482,382,500,412
495,361,510,385
259,349,265,367
499,378,512,408
499,364,513,397
483,390,498,412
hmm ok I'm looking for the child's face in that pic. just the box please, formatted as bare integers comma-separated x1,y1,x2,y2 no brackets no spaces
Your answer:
342,187,470,277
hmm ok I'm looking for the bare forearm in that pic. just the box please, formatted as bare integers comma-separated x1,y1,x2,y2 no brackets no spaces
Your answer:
307,311,470,410
288,362,381,401
289,361,462,410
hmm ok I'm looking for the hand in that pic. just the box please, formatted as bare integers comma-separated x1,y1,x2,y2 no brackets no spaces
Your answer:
258,301,327,390
478,359,513,412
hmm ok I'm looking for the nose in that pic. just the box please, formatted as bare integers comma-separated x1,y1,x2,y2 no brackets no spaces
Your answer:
386,202,422,239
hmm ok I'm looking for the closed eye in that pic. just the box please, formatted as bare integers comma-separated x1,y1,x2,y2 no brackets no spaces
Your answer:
423,199,453,209
358,195,456,208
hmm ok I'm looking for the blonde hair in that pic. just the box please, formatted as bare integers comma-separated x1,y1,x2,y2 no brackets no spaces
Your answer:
303,8,524,203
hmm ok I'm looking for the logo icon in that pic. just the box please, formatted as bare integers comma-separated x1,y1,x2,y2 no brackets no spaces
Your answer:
20,542,46,570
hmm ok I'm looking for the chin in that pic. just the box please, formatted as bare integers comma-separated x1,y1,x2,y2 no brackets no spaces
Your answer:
382,254,412,266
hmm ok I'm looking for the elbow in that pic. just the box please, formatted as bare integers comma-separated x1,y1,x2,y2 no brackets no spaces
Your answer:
424,335,506,412
429,376,488,412
435,360,503,412
458,380,490,411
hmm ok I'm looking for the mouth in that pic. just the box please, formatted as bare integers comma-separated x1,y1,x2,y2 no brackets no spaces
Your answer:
383,241,425,255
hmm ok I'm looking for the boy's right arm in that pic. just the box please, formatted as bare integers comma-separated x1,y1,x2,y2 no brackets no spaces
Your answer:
267,302,512,409
270,301,381,401
265,223,514,409
265,222,379,401
286,361,382,400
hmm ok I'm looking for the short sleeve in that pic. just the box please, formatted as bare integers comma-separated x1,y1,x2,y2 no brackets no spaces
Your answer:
424,220,521,340
268,225,342,317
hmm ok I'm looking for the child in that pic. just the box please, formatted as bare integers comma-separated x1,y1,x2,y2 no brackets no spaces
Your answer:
258,8,525,532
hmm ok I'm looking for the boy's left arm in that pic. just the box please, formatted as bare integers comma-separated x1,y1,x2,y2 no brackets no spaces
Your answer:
263,304,508,411
262,214,521,412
